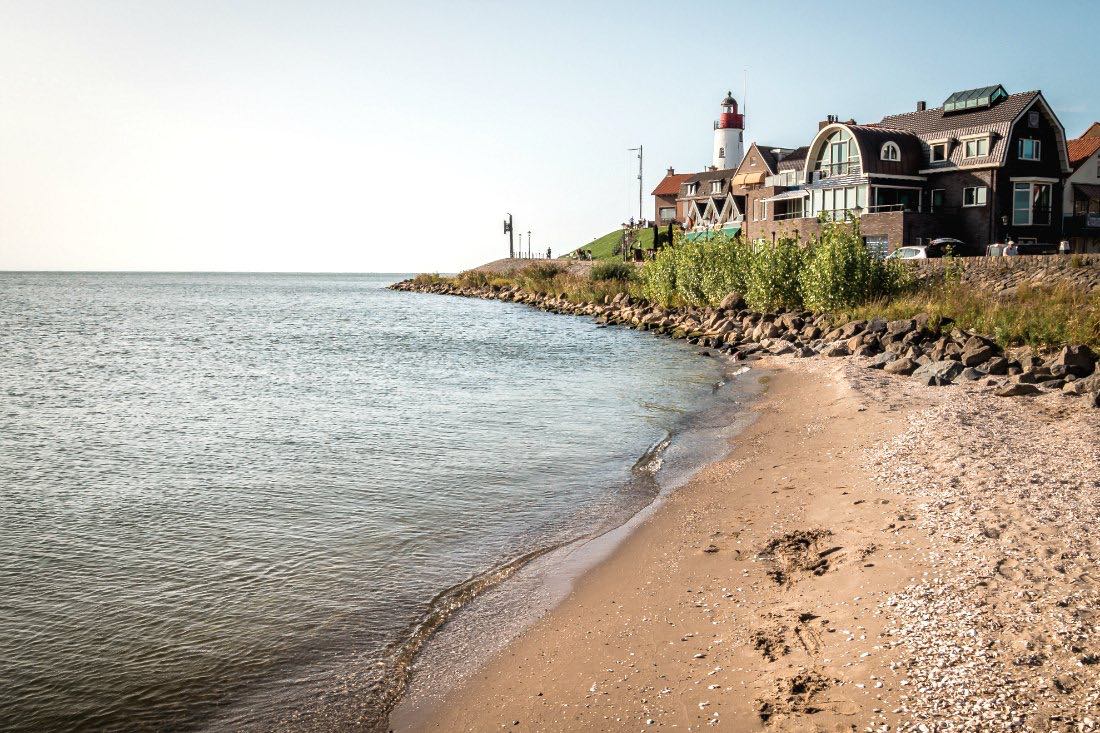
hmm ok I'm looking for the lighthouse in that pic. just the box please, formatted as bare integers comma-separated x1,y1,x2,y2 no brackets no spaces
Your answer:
712,91,744,170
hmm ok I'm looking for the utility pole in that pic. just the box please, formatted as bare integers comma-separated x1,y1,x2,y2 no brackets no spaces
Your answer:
504,213,514,258
518,232,524,258
528,230,532,259
628,145,643,222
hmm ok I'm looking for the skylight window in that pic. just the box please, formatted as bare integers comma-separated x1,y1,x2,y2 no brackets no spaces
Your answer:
943,85,1008,114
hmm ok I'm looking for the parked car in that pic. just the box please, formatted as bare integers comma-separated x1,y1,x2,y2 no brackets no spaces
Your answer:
927,238,972,256
886,245,935,260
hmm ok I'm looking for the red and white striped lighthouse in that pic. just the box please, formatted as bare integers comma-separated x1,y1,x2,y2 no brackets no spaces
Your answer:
713,91,744,170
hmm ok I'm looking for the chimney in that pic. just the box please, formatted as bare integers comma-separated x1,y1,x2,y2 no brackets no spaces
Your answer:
818,114,838,130
667,166,675,176
917,100,927,112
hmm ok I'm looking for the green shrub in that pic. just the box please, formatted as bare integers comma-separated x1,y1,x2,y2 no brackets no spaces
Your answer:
744,238,805,311
590,261,637,282
800,218,911,310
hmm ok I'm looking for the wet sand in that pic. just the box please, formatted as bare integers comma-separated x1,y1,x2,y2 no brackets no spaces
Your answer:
393,354,1100,731
392,359,928,731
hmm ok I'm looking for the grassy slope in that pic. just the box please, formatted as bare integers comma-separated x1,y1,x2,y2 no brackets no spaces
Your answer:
565,228,656,261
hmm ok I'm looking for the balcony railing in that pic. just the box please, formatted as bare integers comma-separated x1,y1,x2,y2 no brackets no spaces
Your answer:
813,161,862,178
1065,213,1100,231
772,210,805,221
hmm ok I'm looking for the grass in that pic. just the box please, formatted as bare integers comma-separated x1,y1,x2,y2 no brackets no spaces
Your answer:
565,227,657,261
843,282,1100,350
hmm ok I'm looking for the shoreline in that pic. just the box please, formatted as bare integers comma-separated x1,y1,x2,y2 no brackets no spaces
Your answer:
388,360,769,730
390,352,1100,731
391,357,927,731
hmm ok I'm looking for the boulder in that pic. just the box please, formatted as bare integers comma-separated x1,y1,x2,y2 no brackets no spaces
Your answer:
1069,373,1100,394
912,360,964,386
1051,345,1096,378
979,356,1009,376
885,319,916,337
866,352,899,370
884,357,920,376
995,383,1042,397
822,342,851,357
719,292,746,311
961,341,997,367
959,367,983,381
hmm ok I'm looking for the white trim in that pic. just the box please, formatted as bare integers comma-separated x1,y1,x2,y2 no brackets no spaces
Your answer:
1008,93,1071,174
958,132,993,142
963,186,988,207
1010,176,1059,183
869,183,923,190
917,163,999,174
867,173,927,181
926,137,953,145
880,141,901,161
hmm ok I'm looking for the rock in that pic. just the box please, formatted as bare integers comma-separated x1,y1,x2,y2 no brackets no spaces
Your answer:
912,360,964,386
1051,344,1096,377
1017,368,1056,384
1070,373,1100,394
769,342,796,356
822,342,851,357
886,319,916,337
885,357,920,376
866,352,898,370
961,339,997,367
839,321,866,339
794,346,816,358
854,344,877,357
719,292,746,311
995,383,1042,397
979,356,1009,376
1092,391,1100,408
959,367,983,381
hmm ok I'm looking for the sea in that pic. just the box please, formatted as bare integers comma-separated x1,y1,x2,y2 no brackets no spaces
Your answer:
0,272,760,731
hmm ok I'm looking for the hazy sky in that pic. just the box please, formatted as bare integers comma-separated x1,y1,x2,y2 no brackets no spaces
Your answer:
2,0,1098,272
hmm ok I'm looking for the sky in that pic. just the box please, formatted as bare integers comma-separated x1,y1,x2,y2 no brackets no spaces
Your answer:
1,0,1098,273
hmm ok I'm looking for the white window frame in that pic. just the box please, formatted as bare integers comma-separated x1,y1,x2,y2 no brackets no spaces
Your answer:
963,186,988,207
930,142,948,163
1018,138,1041,161
687,183,699,196
880,142,900,161
1012,181,1053,226
930,188,945,212
711,180,722,194
963,138,989,158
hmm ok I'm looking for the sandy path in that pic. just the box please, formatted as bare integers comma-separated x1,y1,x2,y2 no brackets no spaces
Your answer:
393,360,933,732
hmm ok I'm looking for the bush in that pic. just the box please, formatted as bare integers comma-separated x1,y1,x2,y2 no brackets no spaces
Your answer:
800,218,911,311
641,246,678,305
590,261,637,282
744,238,805,311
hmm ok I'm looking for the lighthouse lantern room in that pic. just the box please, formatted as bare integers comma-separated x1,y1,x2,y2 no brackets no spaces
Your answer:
712,91,745,170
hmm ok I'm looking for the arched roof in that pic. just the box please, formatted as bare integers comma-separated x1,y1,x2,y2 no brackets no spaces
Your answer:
803,123,924,179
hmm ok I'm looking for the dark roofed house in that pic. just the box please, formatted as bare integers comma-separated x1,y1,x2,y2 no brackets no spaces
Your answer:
1063,125,1100,252
652,167,694,225
750,84,1071,254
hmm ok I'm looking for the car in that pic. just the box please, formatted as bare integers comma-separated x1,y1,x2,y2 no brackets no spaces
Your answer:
886,245,934,260
927,238,971,256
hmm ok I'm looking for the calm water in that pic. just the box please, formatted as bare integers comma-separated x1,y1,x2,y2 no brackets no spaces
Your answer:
0,272,742,731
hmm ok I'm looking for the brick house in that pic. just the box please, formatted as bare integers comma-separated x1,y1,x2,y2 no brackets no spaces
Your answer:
749,85,1071,254
1063,125,1100,252
651,167,693,225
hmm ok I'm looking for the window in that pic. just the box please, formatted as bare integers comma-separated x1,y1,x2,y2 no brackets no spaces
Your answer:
930,143,948,163
687,183,699,196
1018,139,1041,161
711,180,723,194
658,207,676,221
1012,182,1052,225
930,189,945,213
963,138,989,158
813,129,858,177
863,236,889,260
1028,111,1040,128
718,147,725,159
963,186,988,207
881,142,901,161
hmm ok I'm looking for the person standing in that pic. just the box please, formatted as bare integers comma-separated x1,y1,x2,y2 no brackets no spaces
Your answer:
1003,239,1018,256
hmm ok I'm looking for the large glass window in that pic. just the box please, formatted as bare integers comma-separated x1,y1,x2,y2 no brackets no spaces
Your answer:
1013,182,1052,225
963,187,988,207
930,143,948,163
814,130,858,177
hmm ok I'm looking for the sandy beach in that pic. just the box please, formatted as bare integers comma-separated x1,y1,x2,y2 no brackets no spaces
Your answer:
393,355,1100,732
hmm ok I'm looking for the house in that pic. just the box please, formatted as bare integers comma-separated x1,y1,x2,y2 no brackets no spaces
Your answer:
680,168,744,234
750,85,1071,254
651,167,693,225
1062,124,1100,252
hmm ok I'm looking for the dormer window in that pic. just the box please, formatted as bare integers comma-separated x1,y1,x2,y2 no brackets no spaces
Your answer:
930,142,948,163
880,142,901,161
711,180,722,194
687,183,699,196
1018,139,1041,161
963,137,990,158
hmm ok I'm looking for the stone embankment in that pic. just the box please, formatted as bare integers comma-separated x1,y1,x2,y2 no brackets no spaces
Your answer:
390,278,1100,408
909,253,1100,294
